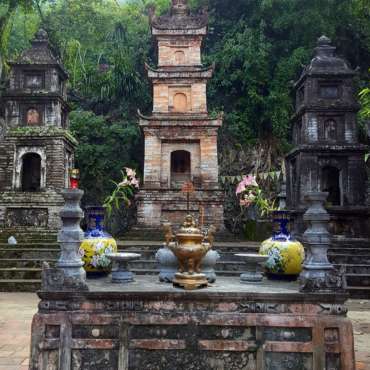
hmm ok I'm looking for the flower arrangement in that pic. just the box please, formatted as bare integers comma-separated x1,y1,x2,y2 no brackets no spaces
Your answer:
104,167,139,216
236,175,276,216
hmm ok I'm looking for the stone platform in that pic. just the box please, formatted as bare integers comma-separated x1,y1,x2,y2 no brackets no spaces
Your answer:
29,276,355,370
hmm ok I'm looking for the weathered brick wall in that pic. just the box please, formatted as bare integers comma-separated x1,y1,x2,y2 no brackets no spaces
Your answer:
200,134,219,186
143,132,162,187
153,83,207,113
0,190,64,230
137,189,224,228
158,37,202,66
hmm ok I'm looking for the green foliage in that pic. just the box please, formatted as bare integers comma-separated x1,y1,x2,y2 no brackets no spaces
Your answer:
103,167,139,217
359,80,370,120
69,110,141,205
0,0,43,75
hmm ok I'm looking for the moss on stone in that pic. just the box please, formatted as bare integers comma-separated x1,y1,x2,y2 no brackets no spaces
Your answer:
7,126,78,145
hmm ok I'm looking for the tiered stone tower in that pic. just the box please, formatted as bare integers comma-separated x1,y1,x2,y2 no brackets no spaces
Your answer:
137,0,224,229
286,36,369,237
0,29,76,237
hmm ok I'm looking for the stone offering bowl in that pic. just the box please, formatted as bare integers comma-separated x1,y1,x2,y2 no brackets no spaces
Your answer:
235,253,268,283
107,252,141,283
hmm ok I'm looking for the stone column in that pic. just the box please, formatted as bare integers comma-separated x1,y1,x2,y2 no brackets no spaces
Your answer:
299,192,345,293
42,188,88,291
57,189,86,278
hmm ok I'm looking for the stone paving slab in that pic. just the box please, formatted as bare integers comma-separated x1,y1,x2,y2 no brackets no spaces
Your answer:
0,292,369,370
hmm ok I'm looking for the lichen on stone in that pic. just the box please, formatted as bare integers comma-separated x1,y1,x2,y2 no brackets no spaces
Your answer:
7,126,78,144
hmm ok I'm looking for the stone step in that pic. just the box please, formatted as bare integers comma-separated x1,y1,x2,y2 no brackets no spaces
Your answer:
329,254,370,264
0,232,57,243
329,248,370,254
0,267,42,280
120,241,260,251
333,264,370,274
0,259,57,268
0,248,60,259
131,268,241,277
0,242,59,249
0,279,41,292
128,259,245,272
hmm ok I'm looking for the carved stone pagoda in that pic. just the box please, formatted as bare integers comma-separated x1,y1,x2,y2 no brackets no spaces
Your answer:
0,29,75,237
137,0,224,229
286,36,369,238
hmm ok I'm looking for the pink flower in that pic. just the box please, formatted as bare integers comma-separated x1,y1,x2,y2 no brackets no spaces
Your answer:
125,167,136,178
236,175,258,195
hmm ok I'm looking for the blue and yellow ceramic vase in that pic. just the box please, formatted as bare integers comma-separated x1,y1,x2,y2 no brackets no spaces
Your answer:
259,210,304,280
79,207,118,275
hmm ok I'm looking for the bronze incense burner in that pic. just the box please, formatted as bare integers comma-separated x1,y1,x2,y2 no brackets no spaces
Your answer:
163,214,215,290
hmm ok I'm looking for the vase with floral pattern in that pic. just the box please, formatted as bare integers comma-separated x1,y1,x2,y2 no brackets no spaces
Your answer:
79,208,118,276
259,210,304,280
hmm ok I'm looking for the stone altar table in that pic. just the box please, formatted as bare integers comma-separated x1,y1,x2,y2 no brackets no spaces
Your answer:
29,276,354,370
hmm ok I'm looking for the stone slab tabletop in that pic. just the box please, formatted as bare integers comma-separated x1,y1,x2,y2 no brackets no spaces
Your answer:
39,276,347,304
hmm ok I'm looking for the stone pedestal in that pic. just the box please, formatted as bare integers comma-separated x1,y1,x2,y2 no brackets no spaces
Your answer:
299,192,345,293
29,276,355,370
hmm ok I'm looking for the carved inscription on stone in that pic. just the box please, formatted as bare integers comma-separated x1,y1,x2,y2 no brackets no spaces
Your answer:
5,208,48,227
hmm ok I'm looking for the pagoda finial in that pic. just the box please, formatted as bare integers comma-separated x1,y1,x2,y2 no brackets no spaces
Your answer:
314,34,336,58
171,0,189,15
317,35,331,47
34,28,48,41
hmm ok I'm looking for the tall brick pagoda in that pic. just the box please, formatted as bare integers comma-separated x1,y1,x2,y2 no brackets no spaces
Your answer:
0,29,76,237
286,36,369,238
137,0,224,229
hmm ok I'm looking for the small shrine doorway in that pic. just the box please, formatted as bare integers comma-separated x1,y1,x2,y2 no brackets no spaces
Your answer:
321,166,341,205
21,153,42,192
171,150,191,188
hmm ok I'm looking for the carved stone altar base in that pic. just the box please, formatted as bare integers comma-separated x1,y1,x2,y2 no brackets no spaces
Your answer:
29,276,355,370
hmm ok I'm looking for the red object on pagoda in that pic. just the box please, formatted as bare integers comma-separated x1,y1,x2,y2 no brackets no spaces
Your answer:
69,169,80,189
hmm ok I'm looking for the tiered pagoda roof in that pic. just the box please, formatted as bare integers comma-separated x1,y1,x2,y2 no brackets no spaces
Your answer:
151,0,207,34
296,36,355,86
10,29,68,79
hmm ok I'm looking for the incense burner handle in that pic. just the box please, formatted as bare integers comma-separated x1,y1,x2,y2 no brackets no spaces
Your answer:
163,222,175,246
203,225,216,249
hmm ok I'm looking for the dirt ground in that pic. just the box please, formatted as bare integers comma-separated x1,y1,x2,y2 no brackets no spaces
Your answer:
0,293,369,370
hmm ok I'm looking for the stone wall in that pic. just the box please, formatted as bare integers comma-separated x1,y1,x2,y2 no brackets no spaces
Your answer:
153,82,207,113
158,37,202,66
0,133,75,232
137,189,224,229
5,98,66,128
